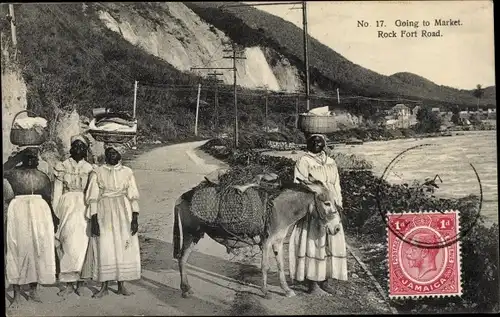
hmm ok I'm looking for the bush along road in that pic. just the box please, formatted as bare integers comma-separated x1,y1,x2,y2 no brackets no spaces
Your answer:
6,140,392,316
200,139,499,314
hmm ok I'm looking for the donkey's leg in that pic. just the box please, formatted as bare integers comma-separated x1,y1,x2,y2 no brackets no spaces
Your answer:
271,228,296,297
179,234,196,298
260,239,272,299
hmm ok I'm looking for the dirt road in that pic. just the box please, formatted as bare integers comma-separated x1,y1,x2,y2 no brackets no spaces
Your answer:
6,141,393,316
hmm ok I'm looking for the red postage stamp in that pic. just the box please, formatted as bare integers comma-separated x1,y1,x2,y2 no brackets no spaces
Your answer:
387,211,462,298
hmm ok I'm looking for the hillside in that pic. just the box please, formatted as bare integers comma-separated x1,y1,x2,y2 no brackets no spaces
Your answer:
184,1,496,108
1,2,495,145
482,86,496,101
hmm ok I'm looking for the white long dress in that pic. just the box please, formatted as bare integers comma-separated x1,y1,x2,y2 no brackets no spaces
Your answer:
289,151,348,282
85,163,141,282
53,158,93,282
5,170,56,286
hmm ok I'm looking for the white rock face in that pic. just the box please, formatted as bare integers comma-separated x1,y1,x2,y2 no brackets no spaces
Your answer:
54,109,81,156
97,3,303,92
2,70,28,163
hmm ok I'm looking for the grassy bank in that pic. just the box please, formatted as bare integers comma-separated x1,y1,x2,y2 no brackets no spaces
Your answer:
200,138,499,314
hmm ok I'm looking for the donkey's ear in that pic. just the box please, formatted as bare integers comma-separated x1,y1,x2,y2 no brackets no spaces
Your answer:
295,177,306,185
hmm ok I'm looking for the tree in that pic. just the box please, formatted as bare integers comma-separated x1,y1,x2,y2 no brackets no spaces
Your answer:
451,106,460,125
416,107,442,133
473,84,484,111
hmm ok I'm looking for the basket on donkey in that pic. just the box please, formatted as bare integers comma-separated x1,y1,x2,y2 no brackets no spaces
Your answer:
10,110,49,146
190,184,269,239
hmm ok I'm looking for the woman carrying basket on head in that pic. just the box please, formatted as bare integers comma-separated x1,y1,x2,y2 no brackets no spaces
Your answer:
86,143,141,298
4,147,58,309
53,134,95,297
289,133,348,296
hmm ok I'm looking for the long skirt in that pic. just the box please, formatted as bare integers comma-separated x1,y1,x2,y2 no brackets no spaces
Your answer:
93,195,141,282
55,192,91,282
6,195,56,285
289,214,348,282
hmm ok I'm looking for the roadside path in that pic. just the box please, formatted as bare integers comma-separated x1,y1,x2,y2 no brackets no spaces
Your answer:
6,141,393,316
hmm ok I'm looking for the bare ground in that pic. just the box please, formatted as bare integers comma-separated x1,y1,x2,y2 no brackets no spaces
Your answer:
5,141,394,316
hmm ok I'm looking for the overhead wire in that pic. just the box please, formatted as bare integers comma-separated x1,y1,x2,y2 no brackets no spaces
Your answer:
46,4,423,110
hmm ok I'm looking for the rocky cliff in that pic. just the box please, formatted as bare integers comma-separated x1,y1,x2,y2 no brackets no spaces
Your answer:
96,2,302,92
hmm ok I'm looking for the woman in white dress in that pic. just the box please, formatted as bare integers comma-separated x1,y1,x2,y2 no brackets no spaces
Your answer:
4,147,57,308
53,134,94,296
86,143,141,298
289,134,348,295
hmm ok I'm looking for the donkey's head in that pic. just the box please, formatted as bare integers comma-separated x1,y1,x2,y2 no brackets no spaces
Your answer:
296,174,342,236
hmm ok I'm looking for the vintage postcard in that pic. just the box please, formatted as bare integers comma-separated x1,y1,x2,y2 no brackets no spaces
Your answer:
2,1,497,316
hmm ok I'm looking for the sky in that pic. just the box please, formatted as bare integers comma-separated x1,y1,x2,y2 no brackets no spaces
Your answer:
253,1,495,90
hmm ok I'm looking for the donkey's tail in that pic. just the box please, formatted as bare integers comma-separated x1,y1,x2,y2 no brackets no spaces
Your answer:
173,197,184,260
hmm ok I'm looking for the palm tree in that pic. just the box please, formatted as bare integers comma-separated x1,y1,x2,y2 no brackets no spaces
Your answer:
473,84,484,112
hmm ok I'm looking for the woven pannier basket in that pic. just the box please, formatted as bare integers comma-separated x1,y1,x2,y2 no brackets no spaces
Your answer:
10,110,49,146
298,114,339,134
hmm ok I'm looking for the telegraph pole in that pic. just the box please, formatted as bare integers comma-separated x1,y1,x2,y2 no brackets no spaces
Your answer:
295,93,300,128
265,88,269,132
7,4,17,60
194,83,201,136
207,72,223,128
191,65,233,138
223,41,246,148
302,1,310,111
223,1,311,111
257,85,269,132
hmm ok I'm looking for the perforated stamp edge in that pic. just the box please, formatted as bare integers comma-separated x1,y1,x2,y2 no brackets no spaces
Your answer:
386,210,463,299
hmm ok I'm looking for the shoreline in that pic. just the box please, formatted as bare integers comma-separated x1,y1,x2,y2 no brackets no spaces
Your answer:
198,138,499,314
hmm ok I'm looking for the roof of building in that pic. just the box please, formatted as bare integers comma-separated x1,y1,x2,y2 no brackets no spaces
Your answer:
392,104,409,110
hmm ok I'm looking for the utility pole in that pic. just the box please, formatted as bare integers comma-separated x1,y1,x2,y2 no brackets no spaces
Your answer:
133,80,138,119
221,1,309,116
265,88,269,132
302,1,310,111
207,72,223,129
195,83,202,136
132,80,138,148
295,93,300,128
257,85,269,132
191,63,233,138
223,41,246,148
7,4,17,60
337,88,340,104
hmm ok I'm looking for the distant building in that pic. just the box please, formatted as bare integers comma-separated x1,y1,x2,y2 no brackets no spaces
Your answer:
459,111,469,118
431,107,440,112
384,118,398,130
385,104,411,128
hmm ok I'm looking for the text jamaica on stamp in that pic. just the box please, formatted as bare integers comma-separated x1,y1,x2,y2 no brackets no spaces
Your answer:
387,210,462,298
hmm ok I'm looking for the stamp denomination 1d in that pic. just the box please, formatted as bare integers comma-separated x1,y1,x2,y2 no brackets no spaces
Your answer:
387,210,462,298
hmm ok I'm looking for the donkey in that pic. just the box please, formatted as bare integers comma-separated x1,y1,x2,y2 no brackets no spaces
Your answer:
172,174,342,299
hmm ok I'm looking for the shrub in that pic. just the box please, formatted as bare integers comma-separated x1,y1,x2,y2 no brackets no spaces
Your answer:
201,140,499,314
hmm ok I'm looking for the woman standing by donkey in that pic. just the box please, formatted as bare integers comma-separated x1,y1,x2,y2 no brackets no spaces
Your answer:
53,134,95,297
86,143,141,298
289,133,348,296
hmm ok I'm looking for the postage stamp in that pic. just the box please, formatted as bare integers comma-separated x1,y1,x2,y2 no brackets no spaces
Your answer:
387,210,462,298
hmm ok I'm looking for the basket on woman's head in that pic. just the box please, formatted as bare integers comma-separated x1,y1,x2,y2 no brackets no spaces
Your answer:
88,108,137,144
10,110,49,146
